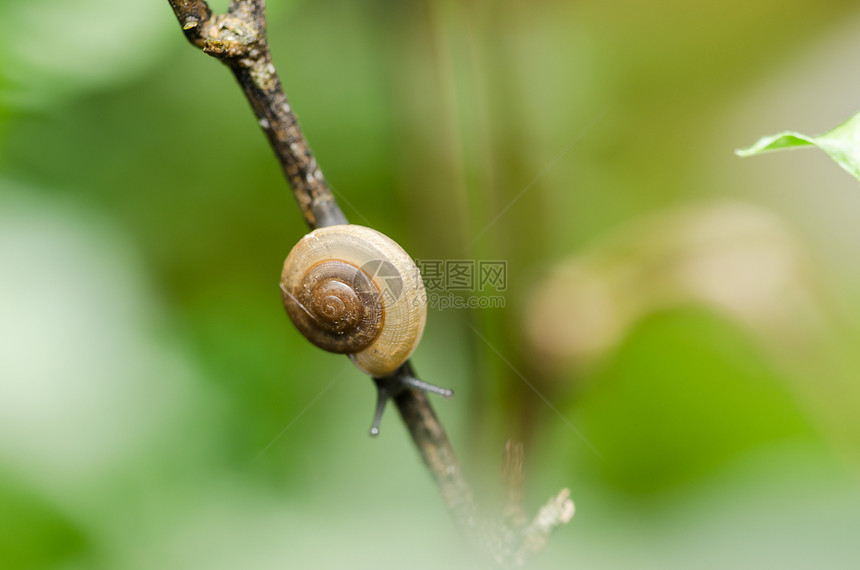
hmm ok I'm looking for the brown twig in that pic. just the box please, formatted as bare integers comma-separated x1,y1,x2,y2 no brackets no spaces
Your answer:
168,0,345,228
166,1,572,565
388,361,477,531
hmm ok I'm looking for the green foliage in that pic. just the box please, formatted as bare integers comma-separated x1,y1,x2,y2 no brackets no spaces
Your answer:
3,1,860,568
0,0,171,111
580,309,817,496
0,479,93,570
736,111,860,182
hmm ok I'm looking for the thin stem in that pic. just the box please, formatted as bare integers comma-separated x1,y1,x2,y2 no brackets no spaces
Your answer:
166,0,471,525
394,387,478,531
167,0,346,228
166,1,572,565
379,362,476,531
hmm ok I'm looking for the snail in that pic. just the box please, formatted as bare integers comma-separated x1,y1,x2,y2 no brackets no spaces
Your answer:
280,224,452,434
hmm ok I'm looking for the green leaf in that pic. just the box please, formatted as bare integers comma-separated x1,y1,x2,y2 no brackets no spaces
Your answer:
736,111,860,182
0,0,172,113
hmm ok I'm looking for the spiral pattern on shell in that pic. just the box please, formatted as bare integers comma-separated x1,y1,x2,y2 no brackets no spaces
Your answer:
280,224,427,377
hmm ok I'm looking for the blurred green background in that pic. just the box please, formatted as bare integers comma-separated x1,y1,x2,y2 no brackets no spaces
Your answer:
2,0,860,568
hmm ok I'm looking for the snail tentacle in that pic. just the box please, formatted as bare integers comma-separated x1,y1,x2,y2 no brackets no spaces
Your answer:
369,366,453,436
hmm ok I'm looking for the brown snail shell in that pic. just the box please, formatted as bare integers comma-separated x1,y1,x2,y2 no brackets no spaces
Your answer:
280,224,427,377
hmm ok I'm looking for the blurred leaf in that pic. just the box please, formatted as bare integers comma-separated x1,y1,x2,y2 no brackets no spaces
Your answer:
0,0,172,111
578,308,820,497
0,478,94,569
736,111,860,182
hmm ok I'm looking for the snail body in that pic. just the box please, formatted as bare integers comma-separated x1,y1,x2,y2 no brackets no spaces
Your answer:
280,224,427,377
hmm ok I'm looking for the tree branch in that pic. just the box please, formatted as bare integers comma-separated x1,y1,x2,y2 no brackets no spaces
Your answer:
166,1,572,565
386,362,477,531
167,0,211,47
168,0,345,228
